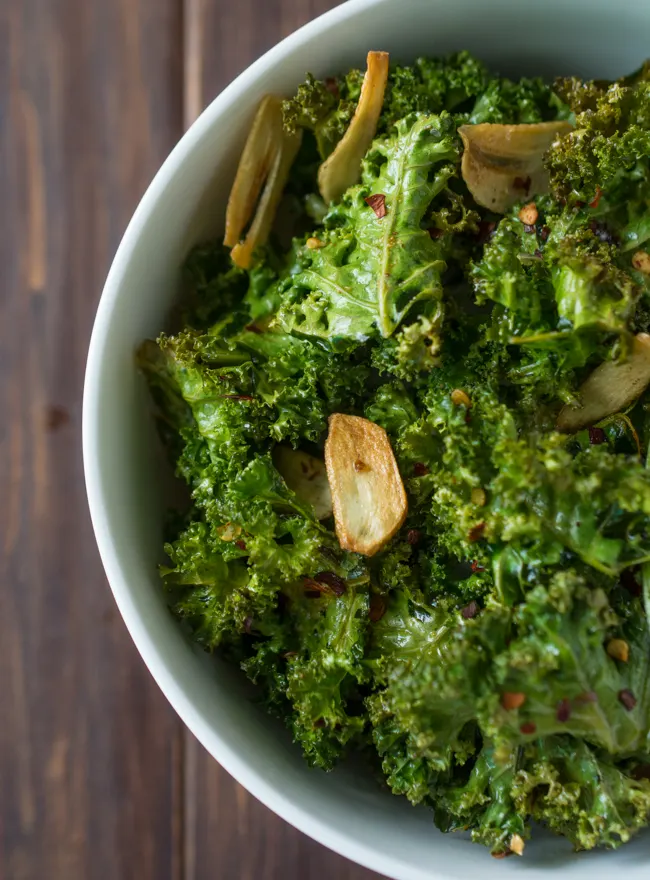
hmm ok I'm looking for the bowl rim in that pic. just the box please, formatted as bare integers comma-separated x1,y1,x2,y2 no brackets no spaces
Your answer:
82,1,431,878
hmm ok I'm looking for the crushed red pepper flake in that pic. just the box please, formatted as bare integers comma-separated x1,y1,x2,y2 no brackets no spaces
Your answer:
407,529,421,546
234,539,247,550
470,560,485,573
501,692,526,711
556,698,571,723
364,193,387,218
461,601,479,620
632,251,650,275
588,426,606,445
220,394,254,401
619,689,637,710
518,202,539,226
428,227,444,239
413,462,430,477
369,594,387,623
589,186,603,209
354,458,369,472
540,225,551,241
313,571,347,596
324,76,339,97
520,721,537,735
468,521,486,542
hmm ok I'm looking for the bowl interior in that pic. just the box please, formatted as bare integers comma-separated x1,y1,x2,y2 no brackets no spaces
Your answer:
84,1,650,877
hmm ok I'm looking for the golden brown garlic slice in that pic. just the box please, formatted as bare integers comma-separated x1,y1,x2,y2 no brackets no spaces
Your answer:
317,51,389,205
224,95,302,268
273,446,333,520
459,121,573,213
557,334,650,433
325,414,407,556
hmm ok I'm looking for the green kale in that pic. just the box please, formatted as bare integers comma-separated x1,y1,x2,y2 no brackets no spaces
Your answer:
277,113,460,341
140,52,650,858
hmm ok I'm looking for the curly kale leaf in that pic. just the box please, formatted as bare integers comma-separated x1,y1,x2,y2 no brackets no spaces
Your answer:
469,75,569,125
282,70,363,159
277,113,459,341
241,572,371,770
547,77,650,204
162,521,261,648
433,742,528,854
513,736,650,850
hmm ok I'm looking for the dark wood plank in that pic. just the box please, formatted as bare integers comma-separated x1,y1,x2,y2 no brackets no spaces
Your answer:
180,1,382,876
0,2,185,879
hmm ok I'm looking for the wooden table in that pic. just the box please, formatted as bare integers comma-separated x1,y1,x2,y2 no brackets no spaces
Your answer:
1,1,383,877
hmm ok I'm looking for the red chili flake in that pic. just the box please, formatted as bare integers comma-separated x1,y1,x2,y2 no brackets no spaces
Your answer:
477,220,497,244
470,561,485,573
314,718,326,728
364,193,387,218
354,459,369,472
369,594,387,623
461,601,479,620
513,175,532,195
588,426,606,445
324,76,339,98
501,692,526,710
619,689,637,710
413,462,430,477
620,568,642,597
540,225,551,241
468,521,486,543
556,698,571,723
235,539,247,551
575,690,598,705
407,529,421,546
574,200,586,209
245,323,263,334
523,224,536,234
520,721,537,735
428,227,444,239
533,248,543,258
313,571,347,596
589,186,603,209
220,394,254,401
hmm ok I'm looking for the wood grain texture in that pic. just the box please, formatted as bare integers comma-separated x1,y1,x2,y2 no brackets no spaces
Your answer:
0,1,184,879
181,1,382,876
2,0,386,877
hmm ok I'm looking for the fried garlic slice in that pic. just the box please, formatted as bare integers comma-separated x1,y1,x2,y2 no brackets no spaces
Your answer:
459,121,573,213
325,414,407,556
557,334,650,432
318,51,389,205
225,95,302,268
273,446,333,520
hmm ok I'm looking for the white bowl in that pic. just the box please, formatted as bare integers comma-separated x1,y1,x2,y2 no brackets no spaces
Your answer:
83,1,650,876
